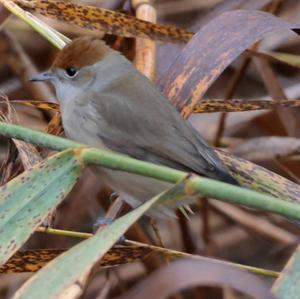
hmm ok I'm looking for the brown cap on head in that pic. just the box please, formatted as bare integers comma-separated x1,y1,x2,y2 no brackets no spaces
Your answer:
52,36,111,69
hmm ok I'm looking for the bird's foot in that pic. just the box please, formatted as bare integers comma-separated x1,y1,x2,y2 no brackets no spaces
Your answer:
93,216,125,243
93,217,114,232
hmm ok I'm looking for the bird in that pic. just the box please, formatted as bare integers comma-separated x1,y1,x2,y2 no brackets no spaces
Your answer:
31,36,237,217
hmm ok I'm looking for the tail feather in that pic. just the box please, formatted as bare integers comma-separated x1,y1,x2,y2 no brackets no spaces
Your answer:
211,168,239,186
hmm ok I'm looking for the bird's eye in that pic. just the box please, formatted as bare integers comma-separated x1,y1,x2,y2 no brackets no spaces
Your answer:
65,67,78,78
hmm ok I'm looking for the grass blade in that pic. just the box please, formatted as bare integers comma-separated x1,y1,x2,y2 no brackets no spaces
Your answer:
0,149,82,265
13,178,189,299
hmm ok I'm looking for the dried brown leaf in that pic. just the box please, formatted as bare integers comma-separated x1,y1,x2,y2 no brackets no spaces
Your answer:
46,112,63,136
193,99,300,113
12,100,59,111
158,10,300,118
0,97,42,170
192,0,272,30
10,100,63,135
0,141,19,185
12,139,42,169
14,0,193,43
156,9,300,199
116,259,276,299
218,150,300,202
0,246,151,273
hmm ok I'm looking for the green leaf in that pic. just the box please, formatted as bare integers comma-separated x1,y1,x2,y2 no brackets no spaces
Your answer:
1,0,69,49
0,149,82,265
272,244,300,299
12,178,188,299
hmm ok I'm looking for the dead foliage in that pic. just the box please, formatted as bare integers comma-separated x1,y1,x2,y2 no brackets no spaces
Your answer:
1,1,300,299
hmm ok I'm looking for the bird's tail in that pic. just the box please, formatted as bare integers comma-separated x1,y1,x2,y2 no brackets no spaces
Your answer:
214,169,239,186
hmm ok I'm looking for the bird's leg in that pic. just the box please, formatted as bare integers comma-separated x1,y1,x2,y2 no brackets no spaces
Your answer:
93,216,125,243
93,195,125,243
93,191,120,229
93,217,114,232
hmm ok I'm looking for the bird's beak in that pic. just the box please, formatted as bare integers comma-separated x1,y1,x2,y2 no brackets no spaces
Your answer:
30,71,54,82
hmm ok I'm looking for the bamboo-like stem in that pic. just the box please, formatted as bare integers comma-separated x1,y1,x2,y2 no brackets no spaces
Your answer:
133,0,157,80
1,122,300,220
35,227,279,278
1,0,69,49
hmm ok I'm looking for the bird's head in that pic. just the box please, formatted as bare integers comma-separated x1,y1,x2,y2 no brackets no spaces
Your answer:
31,36,112,102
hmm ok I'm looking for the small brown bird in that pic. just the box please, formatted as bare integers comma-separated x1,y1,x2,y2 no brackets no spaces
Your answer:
31,36,237,216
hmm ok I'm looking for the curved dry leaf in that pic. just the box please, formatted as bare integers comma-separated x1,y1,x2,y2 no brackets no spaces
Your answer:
232,137,300,161
14,0,193,43
158,10,300,118
192,0,272,30
115,259,276,299
156,0,271,79
156,9,300,199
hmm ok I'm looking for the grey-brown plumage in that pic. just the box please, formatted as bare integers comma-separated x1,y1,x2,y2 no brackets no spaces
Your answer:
31,37,237,216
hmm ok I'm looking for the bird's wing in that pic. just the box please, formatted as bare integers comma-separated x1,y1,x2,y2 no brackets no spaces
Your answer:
88,65,235,184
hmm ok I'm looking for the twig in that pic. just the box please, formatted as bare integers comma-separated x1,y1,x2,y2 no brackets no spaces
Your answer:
34,227,280,278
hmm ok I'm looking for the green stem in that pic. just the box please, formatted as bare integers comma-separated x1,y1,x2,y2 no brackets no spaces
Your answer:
36,227,280,278
125,240,280,278
81,148,300,219
1,122,300,220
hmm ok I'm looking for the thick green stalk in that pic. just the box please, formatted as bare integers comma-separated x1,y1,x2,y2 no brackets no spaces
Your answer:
1,122,300,220
0,122,81,149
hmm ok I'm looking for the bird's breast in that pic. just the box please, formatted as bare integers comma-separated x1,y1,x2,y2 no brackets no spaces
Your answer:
61,101,109,150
